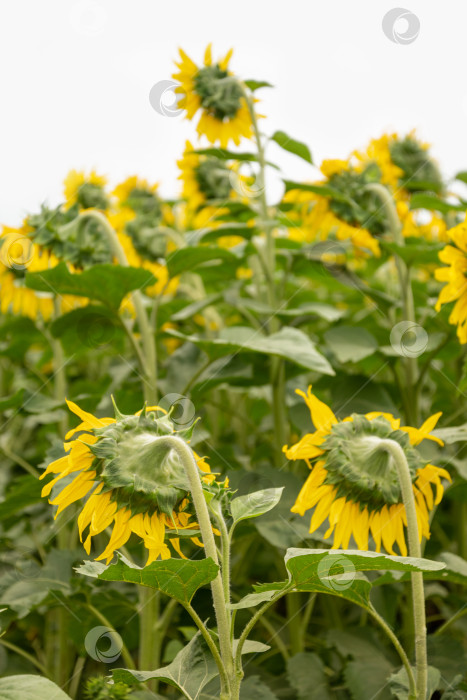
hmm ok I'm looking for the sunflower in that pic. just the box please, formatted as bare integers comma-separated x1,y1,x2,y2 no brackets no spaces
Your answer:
40,400,223,564
354,132,442,197
173,44,253,147
435,217,467,342
283,162,381,257
284,387,450,555
63,169,109,210
0,224,79,320
178,140,233,210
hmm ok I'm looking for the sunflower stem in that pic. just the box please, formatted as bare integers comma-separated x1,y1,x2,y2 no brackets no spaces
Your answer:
368,606,417,699
366,437,427,700
152,435,233,696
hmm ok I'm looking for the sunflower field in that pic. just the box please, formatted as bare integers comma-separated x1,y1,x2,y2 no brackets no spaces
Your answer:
1,43,467,700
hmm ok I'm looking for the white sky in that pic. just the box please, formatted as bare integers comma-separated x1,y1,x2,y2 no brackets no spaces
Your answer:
1,0,467,223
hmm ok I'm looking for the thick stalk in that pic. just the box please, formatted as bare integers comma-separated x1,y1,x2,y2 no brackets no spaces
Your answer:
211,500,231,609
153,436,233,697
366,437,427,700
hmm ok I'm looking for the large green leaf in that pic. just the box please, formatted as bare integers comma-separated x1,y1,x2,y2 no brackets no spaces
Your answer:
324,326,378,363
76,553,219,605
244,549,448,611
373,552,467,587
389,665,441,700
271,131,313,164
166,247,239,277
112,632,218,700
230,487,283,525
165,326,334,375
0,675,71,700
239,676,279,699
0,549,75,618
25,262,155,310
285,548,446,581
409,193,464,214
0,474,42,521
287,653,332,700
345,659,394,700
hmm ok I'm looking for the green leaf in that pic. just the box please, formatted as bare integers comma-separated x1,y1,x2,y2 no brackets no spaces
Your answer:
244,80,273,91
281,549,446,609
230,588,282,610
230,487,283,525
191,147,261,162
283,180,350,203
345,659,393,700
432,423,467,444
409,193,464,214
324,326,378,363
455,171,467,185
76,553,219,605
0,474,42,521
240,677,279,699
0,389,25,411
285,548,446,579
166,247,239,277
374,552,467,587
0,676,71,700
287,652,332,700
112,632,218,700
25,262,156,310
185,223,257,245
0,549,75,618
271,131,313,164
380,239,443,267
389,665,440,700
165,326,335,375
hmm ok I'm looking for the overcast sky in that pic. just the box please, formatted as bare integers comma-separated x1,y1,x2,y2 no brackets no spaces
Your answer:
1,0,466,223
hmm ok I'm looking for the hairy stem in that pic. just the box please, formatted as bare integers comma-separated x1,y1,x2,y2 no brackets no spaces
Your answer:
366,437,427,700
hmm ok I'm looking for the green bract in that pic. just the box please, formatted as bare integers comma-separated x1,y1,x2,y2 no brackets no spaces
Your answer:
193,64,243,120
322,415,424,509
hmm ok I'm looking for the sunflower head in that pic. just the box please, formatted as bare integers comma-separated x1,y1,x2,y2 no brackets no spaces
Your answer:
63,170,109,210
389,135,442,193
324,163,388,237
435,217,467,343
40,399,225,564
284,387,450,554
173,45,253,147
